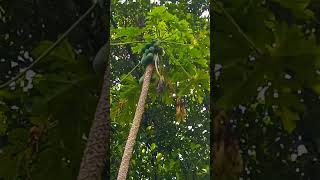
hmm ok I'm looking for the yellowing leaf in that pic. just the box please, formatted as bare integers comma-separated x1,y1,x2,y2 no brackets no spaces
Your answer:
277,107,300,133
156,152,163,160
150,143,157,151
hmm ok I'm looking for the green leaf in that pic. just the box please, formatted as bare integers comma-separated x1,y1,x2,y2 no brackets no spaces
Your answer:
148,6,167,18
150,143,157,151
268,22,319,57
31,39,76,63
156,152,163,160
113,27,143,40
0,90,16,100
277,106,300,133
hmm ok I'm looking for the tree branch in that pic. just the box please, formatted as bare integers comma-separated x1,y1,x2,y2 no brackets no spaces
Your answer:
0,2,98,89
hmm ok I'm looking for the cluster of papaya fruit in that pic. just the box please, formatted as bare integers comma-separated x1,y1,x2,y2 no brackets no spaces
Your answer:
140,41,163,67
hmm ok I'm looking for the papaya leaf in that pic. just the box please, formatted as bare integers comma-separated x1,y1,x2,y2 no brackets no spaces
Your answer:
31,38,76,64
276,106,300,133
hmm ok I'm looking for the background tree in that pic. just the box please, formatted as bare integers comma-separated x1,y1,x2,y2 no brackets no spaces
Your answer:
110,1,210,179
0,1,108,179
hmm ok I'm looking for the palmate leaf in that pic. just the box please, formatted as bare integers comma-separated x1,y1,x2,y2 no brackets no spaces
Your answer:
31,38,76,64
32,71,99,173
112,27,143,41
213,31,251,65
31,74,96,113
147,6,176,22
217,61,306,132
232,3,275,52
216,57,267,109
215,20,320,139
268,22,320,57
276,106,300,133
114,75,140,123
267,22,320,86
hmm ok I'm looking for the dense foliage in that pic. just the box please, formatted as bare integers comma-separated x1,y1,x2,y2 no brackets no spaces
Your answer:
214,0,320,179
2,0,320,179
110,0,210,179
0,1,106,179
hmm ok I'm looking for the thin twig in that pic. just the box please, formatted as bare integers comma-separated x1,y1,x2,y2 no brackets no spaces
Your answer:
110,40,192,46
177,61,192,78
160,40,192,46
120,62,141,82
110,41,148,46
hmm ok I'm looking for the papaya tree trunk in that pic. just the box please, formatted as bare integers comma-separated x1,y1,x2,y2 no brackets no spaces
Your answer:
77,47,110,180
117,64,154,180
212,110,243,180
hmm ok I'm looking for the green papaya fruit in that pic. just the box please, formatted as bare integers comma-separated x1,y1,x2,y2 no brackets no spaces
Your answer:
148,46,155,53
93,43,108,75
145,49,150,54
146,43,152,49
145,53,154,65
141,53,148,65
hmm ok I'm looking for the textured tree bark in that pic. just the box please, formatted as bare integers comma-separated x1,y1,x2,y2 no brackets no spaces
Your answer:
212,110,243,180
117,64,154,180
77,44,110,180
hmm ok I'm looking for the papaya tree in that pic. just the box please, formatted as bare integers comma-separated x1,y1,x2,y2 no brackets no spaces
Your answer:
110,2,210,179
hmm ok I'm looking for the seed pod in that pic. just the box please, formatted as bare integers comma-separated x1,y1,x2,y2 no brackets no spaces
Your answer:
92,43,108,75
176,97,186,123
156,75,165,94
